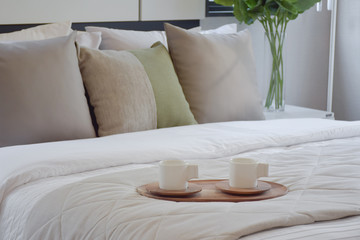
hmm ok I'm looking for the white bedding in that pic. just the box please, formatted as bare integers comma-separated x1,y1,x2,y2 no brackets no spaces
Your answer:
1,119,360,239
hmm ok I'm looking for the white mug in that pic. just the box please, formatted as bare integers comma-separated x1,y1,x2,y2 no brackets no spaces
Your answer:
229,158,269,188
159,160,199,190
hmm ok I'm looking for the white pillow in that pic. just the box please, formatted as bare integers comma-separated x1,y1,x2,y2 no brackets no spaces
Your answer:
0,21,72,42
75,31,102,49
86,26,168,50
85,24,237,51
200,23,237,34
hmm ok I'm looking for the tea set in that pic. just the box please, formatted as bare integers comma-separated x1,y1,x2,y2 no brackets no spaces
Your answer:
157,158,270,196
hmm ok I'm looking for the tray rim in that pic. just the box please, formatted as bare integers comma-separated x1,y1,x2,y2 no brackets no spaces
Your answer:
137,179,288,202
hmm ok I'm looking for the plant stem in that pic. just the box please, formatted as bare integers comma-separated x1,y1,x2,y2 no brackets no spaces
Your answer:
261,15,288,111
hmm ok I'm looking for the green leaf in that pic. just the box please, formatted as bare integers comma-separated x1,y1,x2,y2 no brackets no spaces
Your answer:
214,0,234,6
293,0,321,12
233,0,246,24
247,5,265,20
244,0,262,9
287,12,299,20
265,0,279,15
233,0,257,25
217,0,320,26
275,0,298,14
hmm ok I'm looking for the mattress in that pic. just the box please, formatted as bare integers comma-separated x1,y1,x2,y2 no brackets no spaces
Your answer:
0,119,359,239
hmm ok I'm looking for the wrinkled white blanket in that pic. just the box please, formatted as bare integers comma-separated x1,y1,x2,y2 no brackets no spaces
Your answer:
1,119,360,239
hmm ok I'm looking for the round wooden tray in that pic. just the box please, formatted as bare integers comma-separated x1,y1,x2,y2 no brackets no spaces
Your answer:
137,179,288,202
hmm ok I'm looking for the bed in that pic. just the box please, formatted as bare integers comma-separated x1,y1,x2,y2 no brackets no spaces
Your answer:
0,20,359,240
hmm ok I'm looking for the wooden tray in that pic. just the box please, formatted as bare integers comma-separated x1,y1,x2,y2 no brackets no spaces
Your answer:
137,179,288,202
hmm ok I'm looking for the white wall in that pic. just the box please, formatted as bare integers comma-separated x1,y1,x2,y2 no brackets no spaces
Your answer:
332,0,360,121
201,7,331,111
0,0,139,23
0,0,206,24
140,0,205,21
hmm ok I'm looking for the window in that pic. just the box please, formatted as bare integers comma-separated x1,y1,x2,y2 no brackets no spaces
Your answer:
206,0,234,17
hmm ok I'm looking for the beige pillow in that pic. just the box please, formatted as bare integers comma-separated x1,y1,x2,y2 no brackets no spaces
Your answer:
0,32,96,147
79,47,157,136
165,23,264,123
0,21,72,42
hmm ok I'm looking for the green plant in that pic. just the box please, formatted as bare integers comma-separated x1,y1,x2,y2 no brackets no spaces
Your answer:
215,0,320,110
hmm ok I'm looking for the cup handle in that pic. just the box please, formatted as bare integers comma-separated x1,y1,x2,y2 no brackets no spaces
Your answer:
257,163,269,178
186,164,199,180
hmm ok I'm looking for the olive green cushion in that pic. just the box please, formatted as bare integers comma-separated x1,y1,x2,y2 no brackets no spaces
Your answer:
130,42,197,128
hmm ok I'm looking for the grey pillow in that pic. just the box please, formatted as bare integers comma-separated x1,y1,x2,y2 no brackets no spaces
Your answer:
0,32,96,147
165,23,265,123
78,47,157,136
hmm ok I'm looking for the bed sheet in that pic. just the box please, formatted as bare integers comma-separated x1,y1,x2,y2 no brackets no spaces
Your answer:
0,119,360,239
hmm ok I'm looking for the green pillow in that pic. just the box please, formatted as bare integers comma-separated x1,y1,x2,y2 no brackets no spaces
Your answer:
130,42,197,128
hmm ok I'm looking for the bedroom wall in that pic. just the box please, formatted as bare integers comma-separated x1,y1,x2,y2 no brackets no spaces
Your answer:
0,0,205,24
332,0,360,121
201,7,331,111
0,0,139,23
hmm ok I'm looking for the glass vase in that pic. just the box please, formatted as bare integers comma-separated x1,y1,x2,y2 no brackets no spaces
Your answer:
263,30,287,112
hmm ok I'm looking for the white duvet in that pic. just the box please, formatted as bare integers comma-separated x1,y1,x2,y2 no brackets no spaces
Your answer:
0,119,360,239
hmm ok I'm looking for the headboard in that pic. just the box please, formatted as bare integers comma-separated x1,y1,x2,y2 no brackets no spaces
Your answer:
0,20,200,34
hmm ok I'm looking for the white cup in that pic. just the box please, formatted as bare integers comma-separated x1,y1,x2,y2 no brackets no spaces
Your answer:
159,160,199,190
229,158,269,188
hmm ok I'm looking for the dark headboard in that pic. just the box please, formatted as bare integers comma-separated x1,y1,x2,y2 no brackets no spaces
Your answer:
0,20,200,34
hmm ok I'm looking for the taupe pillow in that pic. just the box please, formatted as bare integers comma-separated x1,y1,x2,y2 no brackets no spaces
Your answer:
0,32,96,147
78,47,157,136
165,23,265,123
